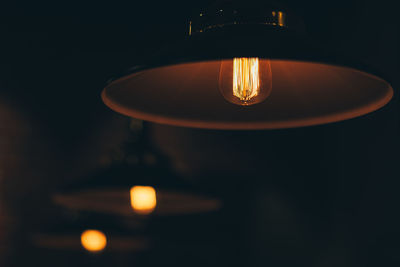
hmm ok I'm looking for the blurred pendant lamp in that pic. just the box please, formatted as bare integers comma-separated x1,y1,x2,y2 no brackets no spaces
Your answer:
53,164,222,217
53,119,221,217
102,0,393,129
32,223,150,254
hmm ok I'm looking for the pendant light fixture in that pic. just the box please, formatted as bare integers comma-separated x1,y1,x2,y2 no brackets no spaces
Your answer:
31,223,150,253
53,165,222,217
53,119,221,217
101,0,393,129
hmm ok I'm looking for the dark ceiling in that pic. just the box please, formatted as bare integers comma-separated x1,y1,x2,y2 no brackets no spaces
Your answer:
0,0,399,266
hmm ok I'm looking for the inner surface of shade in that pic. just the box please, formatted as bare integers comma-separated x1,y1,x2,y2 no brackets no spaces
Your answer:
102,60,393,129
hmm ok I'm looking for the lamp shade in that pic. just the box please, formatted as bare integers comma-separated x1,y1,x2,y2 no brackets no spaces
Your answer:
102,2,393,130
53,165,221,217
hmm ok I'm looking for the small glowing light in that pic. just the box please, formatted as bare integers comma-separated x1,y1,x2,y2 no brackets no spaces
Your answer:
81,230,107,252
278,11,285,27
130,186,157,215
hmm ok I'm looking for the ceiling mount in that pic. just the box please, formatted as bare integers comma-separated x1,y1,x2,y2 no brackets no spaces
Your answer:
189,2,290,36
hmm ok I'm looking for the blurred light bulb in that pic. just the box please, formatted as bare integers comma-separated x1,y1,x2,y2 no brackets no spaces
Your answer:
130,186,157,215
219,58,272,106
81,230,107,252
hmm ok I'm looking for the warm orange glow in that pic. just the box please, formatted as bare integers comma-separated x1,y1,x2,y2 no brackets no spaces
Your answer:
278,11,285,27
130,186,157,214
233,58,260,102
219,58,272,106
81,230,107,252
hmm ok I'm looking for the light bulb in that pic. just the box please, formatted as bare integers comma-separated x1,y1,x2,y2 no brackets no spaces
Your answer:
219,58,272,106
130,186,157,215
81,230,107,252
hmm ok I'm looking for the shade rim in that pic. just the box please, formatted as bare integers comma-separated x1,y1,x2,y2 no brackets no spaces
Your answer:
102,59,394,130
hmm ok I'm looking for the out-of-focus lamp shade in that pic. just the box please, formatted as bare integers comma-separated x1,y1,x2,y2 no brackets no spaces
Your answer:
52,165,222,217
101,3,393,129
32,230,149,252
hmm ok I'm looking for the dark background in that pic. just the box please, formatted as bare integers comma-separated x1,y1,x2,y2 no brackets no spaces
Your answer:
0,0,399,266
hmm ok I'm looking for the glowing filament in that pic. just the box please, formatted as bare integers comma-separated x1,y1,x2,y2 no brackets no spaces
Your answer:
81,230,107,252
130,186,157,215
233,58,260,102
